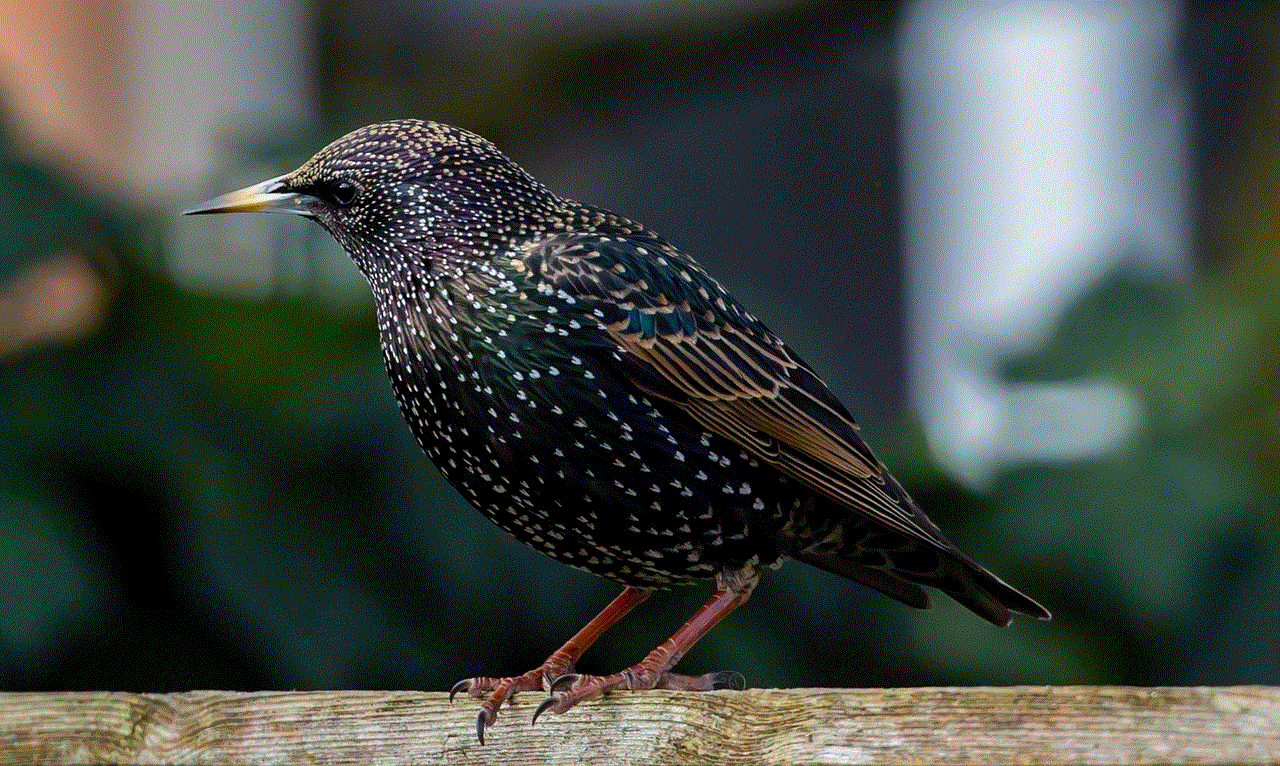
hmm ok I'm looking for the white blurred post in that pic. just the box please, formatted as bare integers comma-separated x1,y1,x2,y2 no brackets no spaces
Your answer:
127,0,313,196
900,0,1189,486
131,0,318,296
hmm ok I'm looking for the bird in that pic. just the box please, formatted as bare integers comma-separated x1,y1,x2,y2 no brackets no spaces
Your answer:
185,119,1049,743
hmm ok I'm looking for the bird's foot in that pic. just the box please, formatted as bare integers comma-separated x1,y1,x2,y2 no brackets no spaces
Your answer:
532,667,745,724
452,587,750,743
449,657,576,744
451,587,659,744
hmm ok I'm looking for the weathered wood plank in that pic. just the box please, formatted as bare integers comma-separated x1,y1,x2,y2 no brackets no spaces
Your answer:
1,687,1277,765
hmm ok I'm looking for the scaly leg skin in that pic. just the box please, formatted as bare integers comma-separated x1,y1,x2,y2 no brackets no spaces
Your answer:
450,585,652,744
532,587,752,724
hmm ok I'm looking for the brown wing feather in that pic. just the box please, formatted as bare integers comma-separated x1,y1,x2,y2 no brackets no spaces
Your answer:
524,232,951,549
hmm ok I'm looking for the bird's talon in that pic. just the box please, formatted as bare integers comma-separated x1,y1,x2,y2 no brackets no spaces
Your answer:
548,672,578,692
531,695,561,726
711,670,746,690
449,678,471,703
475,710,489,745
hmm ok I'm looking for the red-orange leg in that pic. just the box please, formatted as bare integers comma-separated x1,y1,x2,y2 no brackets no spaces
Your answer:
450,585,652,744
532,586,751,723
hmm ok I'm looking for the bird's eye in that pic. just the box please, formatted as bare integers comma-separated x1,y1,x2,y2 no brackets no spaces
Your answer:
313,179,358,207
329,180,358,206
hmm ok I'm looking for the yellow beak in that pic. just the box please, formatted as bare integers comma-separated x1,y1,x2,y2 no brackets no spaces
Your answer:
183,174,311,216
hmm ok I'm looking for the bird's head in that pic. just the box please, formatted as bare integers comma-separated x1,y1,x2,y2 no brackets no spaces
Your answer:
185,120,560,277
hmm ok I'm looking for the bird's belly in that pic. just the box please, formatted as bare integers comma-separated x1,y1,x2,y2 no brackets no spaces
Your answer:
397,363,796,586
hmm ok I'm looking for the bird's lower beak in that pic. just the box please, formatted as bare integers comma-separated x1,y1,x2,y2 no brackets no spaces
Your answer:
183,174,310,216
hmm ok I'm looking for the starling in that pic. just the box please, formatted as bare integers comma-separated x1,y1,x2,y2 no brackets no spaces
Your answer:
186,120,1049,742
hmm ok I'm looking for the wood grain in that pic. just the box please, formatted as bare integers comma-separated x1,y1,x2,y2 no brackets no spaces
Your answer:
2,686,1277,765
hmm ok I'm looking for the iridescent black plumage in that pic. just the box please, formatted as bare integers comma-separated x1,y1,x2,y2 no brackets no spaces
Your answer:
187,119,1048,740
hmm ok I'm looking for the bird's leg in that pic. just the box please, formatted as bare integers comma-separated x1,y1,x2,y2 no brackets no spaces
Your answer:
532,585,752,723
451,585,652,742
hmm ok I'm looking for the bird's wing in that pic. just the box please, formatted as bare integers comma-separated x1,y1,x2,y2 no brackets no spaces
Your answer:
523,230,949,547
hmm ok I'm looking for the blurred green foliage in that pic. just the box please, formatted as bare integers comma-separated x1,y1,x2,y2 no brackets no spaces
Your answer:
3,2,1278,697
2,136,1278,695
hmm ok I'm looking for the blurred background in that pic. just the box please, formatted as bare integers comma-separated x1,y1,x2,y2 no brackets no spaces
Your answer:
1,0,1277,695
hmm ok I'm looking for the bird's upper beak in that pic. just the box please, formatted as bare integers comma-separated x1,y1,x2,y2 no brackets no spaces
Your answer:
183,174,312,216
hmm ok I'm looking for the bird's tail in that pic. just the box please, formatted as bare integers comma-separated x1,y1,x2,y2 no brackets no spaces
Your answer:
794,539,1049,626
791,461,1049,626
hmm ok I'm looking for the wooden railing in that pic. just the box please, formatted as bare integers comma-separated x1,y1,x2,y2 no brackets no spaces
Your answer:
3,686,1278,765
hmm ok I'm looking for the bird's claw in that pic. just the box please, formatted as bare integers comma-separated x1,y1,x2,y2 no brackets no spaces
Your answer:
476,709,495,746
528,672,582,725
708,670,746,691
531,694,562,726
548,672,579,692
448,678,472,703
